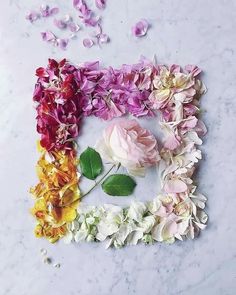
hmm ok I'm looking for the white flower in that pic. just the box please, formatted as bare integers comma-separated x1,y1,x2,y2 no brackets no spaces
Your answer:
96,205,124,241
127,201,147,222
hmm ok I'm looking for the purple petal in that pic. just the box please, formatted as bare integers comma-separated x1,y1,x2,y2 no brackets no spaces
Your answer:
99,33,109,44
83,38,94,48
57,38,69,50
26,11,40,22
68,22,81,32
40,5,59,17
132,19,149,37
73,0,99,27
84,16,100,27
95,0,106,9
53,18,67,29
73,0,83,10
41,31,57,42
49,7,59,16
40,4,50,17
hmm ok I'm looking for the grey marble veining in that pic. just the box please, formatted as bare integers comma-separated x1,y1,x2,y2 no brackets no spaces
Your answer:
0,0,236,294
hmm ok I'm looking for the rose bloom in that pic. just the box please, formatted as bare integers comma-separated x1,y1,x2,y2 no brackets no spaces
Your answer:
95,119,160,176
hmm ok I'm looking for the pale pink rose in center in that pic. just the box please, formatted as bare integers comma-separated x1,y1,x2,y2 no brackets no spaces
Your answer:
95,119,160,176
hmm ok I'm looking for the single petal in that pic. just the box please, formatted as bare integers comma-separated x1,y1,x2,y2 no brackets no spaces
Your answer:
68,22,81,32
83,38,94,48
164,179,188,193
132,19,149,37
53,18,67,29
41,31,57,44
57,38,69,50
26,11,40,22
95,0,106,9
127,201,146,222
99,33,109,44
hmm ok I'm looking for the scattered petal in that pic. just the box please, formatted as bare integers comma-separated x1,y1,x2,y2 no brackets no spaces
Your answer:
26,11,40,22
40,5,59,17
50,7,59,16
41,31,57,43
99,33,109,44
68,22,81,32
132,19,149,37
57,38,69,50
53,18,67,29
95,0,106,9
83,38,94,48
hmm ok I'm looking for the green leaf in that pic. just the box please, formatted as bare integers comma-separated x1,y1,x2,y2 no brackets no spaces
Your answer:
80,147,103,180
102,174,136,196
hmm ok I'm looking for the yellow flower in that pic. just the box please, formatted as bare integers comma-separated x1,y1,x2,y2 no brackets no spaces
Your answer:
30,143,80,242
34,223,67,243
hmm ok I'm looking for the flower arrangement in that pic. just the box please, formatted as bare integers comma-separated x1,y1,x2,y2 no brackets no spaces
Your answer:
30,57,207,247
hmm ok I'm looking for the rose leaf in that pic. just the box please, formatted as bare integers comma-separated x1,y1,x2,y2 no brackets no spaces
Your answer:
102,174,136,196
80,147,103,180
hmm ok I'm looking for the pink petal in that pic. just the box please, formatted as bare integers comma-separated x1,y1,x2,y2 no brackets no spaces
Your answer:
95,0,106,9
41,31,57,42
40,5,50,17
83,38,94,48
84,16,100,27
53,19,67,29
195,119,207,136
164,179,188,193
26,11,40,22
73,0,99,27
68,23,81,32
99,33,109,44
181,116,198,130
40,5,59,17
50,7,59,16
57,38,69,50
169,64,181,73
185,65,202,77
164,134,181,150
132,19,149,37
164,220,178,237
73,0,84,10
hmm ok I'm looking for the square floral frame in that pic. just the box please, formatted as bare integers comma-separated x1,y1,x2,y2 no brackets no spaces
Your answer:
30,58,208,248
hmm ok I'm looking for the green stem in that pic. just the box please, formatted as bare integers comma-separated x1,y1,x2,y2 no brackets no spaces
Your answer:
82,164,116,198
57,164,116,208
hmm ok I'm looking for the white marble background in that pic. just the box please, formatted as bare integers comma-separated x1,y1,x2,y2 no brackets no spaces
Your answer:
0,0,236,294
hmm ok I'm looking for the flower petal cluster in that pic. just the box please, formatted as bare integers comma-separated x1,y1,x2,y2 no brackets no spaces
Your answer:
31,58,207,246
34,59,85,151
30,143,80,242
65,188,207,248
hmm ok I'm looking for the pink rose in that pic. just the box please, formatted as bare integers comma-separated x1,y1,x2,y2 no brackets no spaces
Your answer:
95,119,160,176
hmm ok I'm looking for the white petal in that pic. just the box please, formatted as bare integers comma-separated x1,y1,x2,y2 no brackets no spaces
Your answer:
128,201,146,222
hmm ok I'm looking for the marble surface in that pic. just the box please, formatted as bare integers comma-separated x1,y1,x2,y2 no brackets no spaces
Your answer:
0,0,236,294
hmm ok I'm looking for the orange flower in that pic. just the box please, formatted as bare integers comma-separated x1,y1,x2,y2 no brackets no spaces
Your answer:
30,142,80,242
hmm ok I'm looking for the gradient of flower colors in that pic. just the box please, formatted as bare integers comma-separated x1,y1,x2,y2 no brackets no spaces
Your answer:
30,143,80,242
31,57,207,246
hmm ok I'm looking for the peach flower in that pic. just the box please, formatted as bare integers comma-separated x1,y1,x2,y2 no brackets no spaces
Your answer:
95,119,160,176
